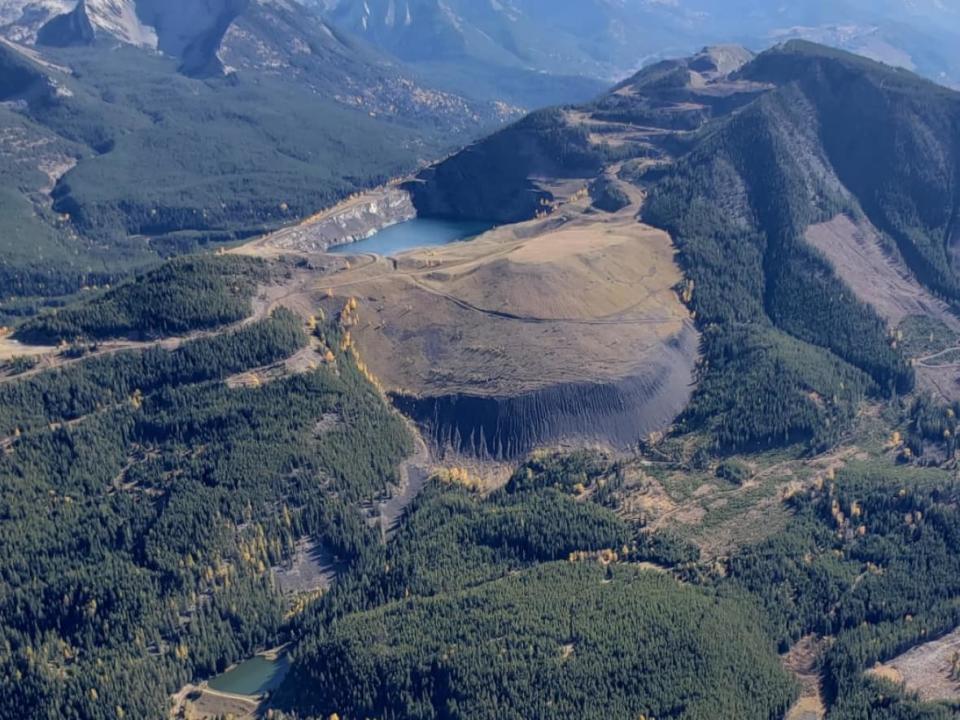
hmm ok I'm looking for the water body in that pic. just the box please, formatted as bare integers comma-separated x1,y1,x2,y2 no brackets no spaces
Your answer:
329,217,492,256
207,653,290,696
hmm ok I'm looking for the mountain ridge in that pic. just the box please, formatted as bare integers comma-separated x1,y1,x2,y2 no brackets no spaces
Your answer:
322,0,960,91
404,40,960,450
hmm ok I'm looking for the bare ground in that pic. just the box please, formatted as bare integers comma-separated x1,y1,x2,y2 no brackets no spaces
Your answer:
313,196,696,401
805,214,960,401
378,418,434,538
0,335,52,361
271,538,339,595
869,626,960,702
805,215,960,331
225,335,329,389
628,441,863,558
217,96,713,453
170,685,262,720
783,636,828,720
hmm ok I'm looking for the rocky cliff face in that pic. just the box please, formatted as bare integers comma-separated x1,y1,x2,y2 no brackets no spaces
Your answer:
36,0,94,47
318,189,416,249
135,0,247,55
32,0,243,74
0,2,72,44
264,187,416,253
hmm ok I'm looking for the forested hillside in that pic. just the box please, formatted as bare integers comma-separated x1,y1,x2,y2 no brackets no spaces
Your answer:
728,464,960,719
15,256,270,343
645,41,960,449
641,62,916,448
279,476,796,720
0,41,423,301
406,108,606,223
0,258,414,719
741,43,960,302
272,450,960,719
4,252,960,718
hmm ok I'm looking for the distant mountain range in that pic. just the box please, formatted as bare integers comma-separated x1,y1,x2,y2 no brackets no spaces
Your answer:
0,0,516,126
320,0,960,97
4,1,960,106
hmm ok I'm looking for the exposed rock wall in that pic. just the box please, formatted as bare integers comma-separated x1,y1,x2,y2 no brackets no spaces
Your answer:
321,188,416,249
36,0,94,47
34,0,249,75
266,187,416,253
137,0,250,77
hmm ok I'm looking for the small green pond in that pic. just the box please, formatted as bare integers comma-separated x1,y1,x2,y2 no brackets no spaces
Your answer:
207,653,290,696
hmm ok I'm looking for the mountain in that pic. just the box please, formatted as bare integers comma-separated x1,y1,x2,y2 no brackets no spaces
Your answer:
272,42,960,715
0,0,516,137
10,1,960,95
0,0,512,312
318,0,618,107
321,0,960,106
7,0,311,76
404,40,960,452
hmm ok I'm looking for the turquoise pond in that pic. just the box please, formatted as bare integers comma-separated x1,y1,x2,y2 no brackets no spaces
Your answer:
207,653,290,696
329,217,492,256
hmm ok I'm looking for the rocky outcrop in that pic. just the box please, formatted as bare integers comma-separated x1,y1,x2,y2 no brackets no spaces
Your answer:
175,0,250,77
265,187,416,253
129,0,249,77
34,0,249,75
322,190,416,250
37,0,95,47
393,323,698,459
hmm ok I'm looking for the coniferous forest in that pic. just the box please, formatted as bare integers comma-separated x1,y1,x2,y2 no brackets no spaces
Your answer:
0,297,412,719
